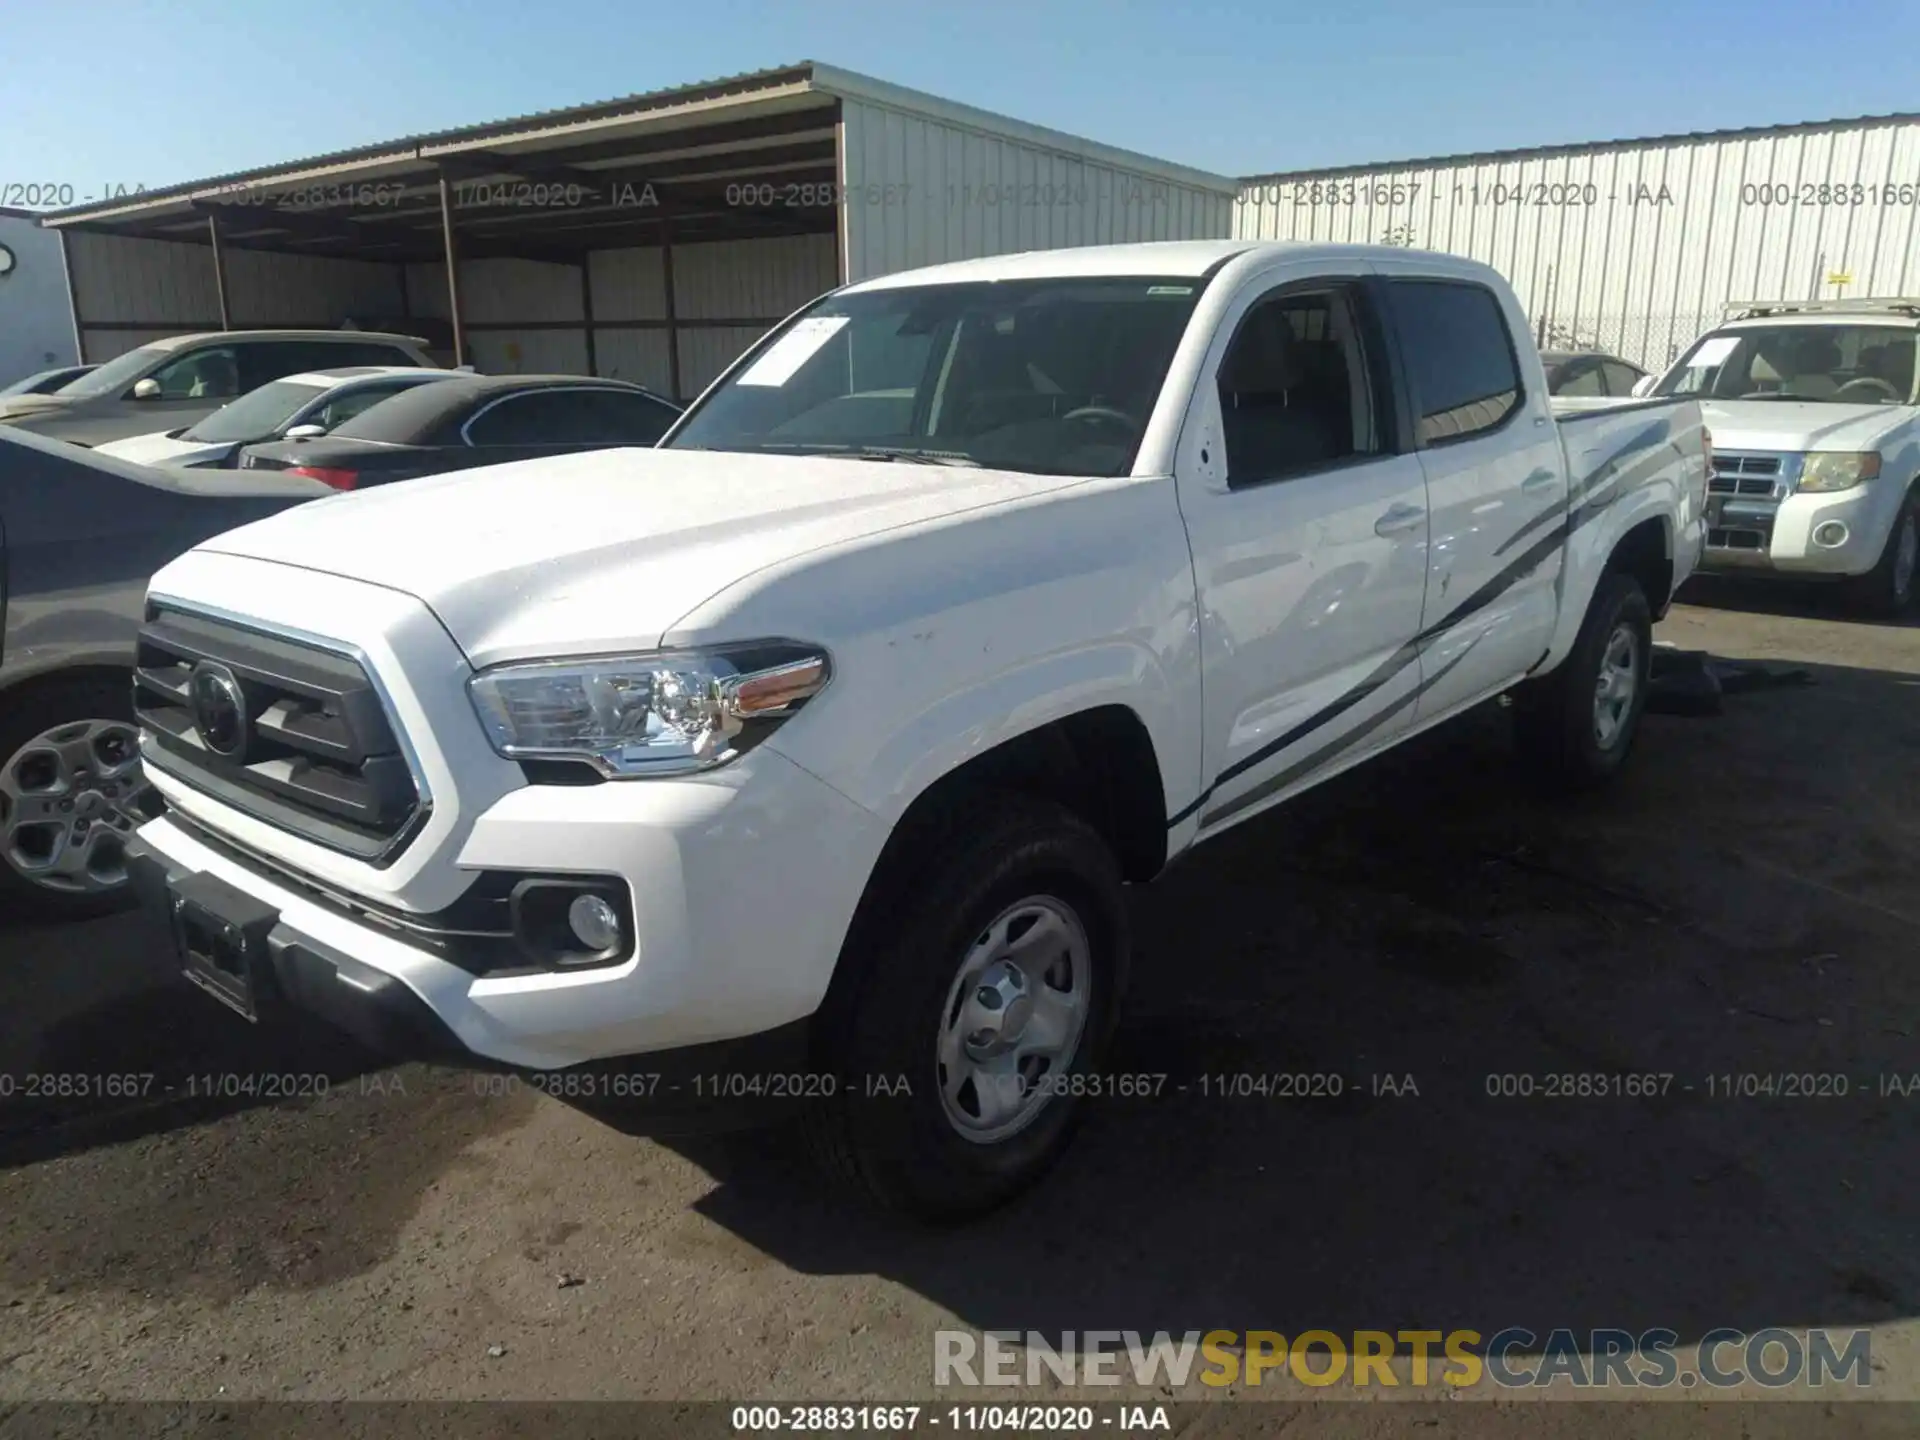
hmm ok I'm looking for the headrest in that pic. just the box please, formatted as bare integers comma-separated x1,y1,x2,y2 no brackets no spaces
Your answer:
1221,306,1303,393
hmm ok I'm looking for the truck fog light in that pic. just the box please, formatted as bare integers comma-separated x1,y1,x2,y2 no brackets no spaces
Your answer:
1813,521,1849,548
567,893,623,952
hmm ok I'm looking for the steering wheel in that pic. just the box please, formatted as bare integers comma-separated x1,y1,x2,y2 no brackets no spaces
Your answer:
1060,405,1140,437
1833,376,1900,402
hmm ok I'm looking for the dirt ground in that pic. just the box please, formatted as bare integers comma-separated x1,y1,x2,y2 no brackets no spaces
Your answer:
1,574,1916,1435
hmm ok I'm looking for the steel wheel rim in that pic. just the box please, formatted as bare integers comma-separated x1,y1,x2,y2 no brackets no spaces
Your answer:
936,895,1093,1145
1592,624,1640,749
0,718,149,895
1895,513,1917,601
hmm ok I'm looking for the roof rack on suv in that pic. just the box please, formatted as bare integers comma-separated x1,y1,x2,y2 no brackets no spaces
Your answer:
1722,298,1920,321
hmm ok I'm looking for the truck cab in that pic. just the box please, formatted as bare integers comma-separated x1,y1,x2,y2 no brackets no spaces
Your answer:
1651,298,1920,613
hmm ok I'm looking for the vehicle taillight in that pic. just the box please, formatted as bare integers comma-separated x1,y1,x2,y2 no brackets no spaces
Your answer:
287,466,359,490
1701,427,1713,476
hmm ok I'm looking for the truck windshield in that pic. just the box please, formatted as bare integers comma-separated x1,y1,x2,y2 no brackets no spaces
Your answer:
666,277,1206,476
1656,324,1917,405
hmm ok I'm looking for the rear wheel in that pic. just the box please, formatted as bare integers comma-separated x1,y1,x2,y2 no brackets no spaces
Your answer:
0,675,154,920
1845,487,1919,617
806,792,1127,1221
1513,572,1653,789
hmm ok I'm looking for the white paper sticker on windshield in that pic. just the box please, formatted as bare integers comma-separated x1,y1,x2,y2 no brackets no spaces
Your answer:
1688,335,1739,368
735,315,850,387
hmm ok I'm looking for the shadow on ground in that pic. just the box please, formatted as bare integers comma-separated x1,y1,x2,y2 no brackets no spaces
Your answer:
665,654,1920,1355
1679,571,1920,629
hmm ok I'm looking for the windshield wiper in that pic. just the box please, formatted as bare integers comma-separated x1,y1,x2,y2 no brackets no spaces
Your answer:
839,446,981,467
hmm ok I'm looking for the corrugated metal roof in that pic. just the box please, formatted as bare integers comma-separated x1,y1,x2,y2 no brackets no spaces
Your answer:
38,59,1237,229
1240,109,1920,184
38,62,821,222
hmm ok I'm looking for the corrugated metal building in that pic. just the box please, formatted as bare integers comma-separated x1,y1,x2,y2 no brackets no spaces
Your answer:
0,207,81,387
1237,112,1920,371
37,63,1237,401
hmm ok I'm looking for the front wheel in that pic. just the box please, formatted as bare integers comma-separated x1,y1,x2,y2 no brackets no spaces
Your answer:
1845,488,1919,617
1513,572,1653,790
806,792,1128,1221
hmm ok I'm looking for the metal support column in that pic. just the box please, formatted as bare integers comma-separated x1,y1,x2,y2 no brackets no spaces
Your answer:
207,212,232,330
438,170,466,367
660,213,681,401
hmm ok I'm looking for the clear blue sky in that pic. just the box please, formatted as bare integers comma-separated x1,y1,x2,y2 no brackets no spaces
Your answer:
5,0,1918,193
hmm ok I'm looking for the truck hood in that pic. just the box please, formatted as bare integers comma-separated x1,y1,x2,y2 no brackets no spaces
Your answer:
194,446,1086,666
95,429,228,467
1700,399,1909,453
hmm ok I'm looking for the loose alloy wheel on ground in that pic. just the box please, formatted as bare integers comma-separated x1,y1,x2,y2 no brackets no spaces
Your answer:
0,717,149,898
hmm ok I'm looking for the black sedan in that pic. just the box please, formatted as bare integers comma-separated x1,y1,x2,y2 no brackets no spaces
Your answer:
0,429,326,918
238,374,681,490
1541,349,1648,398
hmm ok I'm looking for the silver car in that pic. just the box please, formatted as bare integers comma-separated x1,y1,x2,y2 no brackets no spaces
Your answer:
0,330,436,448
0,428,330,919
94,366,460,470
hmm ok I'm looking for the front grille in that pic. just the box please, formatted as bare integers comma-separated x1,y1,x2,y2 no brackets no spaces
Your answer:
1708,452,1786,499
1707,475,1782,496
134,606,425,863
1707,526,1770,550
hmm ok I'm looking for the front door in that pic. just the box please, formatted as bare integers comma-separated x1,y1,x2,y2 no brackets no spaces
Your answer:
1174,266,1431,836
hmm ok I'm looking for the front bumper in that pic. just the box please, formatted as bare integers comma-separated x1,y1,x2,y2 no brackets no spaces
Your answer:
125,820,829,1132
129,740,888,1075
1703,477,1898,578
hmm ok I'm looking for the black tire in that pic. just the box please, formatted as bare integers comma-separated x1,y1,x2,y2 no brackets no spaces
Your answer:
1512,572,1653,790
1844,486,1919,618
0,673,146,922
805,791,1128,1222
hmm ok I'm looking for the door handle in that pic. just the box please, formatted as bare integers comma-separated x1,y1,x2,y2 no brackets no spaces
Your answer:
1522,468,1560,494
1374,502,1426,537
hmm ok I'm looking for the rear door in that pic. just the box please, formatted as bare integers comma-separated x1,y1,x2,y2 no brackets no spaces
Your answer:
1371,265,1567,724
1174,260,1432,835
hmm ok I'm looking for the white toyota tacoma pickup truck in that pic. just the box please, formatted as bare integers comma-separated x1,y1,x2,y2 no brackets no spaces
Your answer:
125,241,1708,1218
1649,298,1920,613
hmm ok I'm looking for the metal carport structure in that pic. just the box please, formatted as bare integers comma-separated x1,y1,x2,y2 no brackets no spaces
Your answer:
36,63,1237,402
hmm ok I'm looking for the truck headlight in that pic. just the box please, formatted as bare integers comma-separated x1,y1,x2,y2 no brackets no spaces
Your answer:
468,643,830,777
1799,451,1881,493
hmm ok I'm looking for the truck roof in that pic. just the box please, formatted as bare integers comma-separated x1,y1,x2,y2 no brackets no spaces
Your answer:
840,240,1486,292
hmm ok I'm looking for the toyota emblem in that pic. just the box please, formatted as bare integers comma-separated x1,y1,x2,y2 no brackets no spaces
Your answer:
189,662,249,759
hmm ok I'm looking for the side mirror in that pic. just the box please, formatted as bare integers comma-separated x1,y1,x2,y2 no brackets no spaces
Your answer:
131,377,162,400
282,423,327,440
1630,375,1655,398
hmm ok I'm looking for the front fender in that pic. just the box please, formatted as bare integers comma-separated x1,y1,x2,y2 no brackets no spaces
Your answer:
664,474,1205,832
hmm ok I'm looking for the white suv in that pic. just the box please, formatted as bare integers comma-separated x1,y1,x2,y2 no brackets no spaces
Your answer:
1652,299,1920,613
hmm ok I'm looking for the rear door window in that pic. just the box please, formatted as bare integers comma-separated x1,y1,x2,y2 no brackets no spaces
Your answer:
575,388,679,444
464,390,604,445
1601,361,1644,395
1387,280,1522,443
1554,360,1605,396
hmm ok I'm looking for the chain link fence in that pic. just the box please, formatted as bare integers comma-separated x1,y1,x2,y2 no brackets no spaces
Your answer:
1529,313,1722,373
